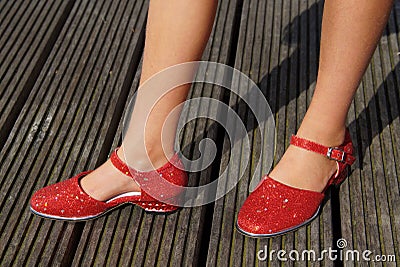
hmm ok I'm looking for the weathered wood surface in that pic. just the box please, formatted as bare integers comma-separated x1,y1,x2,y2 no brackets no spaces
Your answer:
0,0,75,151
207,1,337,266
0,0,147,265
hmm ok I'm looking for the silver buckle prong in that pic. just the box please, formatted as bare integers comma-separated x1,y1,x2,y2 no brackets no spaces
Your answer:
327,147,346,162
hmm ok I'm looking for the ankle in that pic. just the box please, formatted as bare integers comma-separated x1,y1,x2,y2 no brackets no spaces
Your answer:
296,122,346,147
117,144,172,171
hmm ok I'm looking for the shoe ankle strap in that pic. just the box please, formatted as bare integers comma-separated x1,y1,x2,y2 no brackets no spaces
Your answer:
110,147,133,177
290,135,355,166
109,147,182,176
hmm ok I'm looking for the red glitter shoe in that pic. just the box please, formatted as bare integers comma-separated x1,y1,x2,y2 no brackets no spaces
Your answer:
236,130,355,237
30,148,187,221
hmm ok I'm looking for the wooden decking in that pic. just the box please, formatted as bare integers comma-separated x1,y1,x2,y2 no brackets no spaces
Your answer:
1,0,399,266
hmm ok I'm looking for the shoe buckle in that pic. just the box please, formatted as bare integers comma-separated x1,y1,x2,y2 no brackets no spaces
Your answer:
327,147,346,163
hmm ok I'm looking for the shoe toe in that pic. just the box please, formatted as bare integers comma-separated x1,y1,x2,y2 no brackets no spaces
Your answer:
30,171,107,219
237,177,324,236
30,182,70,217
30,186,51,214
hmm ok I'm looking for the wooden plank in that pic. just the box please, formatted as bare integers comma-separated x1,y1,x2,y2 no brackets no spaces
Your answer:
307,2,335,265
71,0,242,266
371,28,398,262
0,0,76,151
378,10,400,263
207,0,342,265
295,1,312,265
149,0,241,263
71,60,144,267
341,84,369,266
206,0,255,265
341,5,400,265
207,0,281,266
350,58,386,267
0,0,147,265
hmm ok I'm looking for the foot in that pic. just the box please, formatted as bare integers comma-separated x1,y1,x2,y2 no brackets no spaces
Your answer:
268,127,346,192
79,146,158,202
30,147,188,220
79,145,174,202
236,126,354,237
79,152,141,202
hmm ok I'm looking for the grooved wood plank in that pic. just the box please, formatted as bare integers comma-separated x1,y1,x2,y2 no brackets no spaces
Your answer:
0,0,146,265
71,59,144,267
0,0,76,151
207,0,336,266
71,0,241,266
341,4,400,266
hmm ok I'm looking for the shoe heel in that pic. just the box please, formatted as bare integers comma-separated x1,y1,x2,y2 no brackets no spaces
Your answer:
137,189,184,213
138,200,179,213
332,166,350,188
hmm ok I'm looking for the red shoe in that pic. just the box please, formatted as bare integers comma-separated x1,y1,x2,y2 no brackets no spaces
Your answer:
236,130,355,237
30,148,188,221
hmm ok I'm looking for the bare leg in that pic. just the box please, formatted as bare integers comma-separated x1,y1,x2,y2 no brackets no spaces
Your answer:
80,0,217,201
269,0,393,191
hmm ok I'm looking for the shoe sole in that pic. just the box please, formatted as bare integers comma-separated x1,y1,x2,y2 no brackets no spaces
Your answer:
30,202,180,222
235,206,321,238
